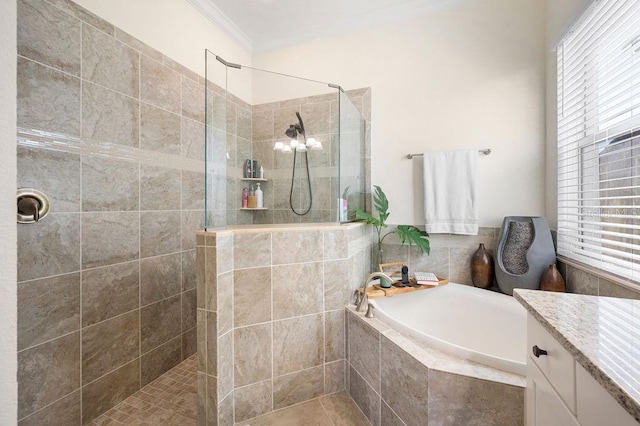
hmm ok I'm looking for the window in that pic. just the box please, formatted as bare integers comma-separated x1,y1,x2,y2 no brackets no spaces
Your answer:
557,0,640,281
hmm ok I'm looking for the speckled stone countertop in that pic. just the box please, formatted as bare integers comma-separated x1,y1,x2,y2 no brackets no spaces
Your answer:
514,289,640,422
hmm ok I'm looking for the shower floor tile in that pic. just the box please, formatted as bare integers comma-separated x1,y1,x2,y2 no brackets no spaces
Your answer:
88,354,368,426
88,354,197,426
236,392,370,426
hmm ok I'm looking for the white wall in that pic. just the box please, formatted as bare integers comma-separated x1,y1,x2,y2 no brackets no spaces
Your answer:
544,0,591,230
74,0,253,102
0,0,17,423
253,0,546,227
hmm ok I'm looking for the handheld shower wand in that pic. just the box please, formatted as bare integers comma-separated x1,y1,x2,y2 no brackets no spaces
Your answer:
287,112,312,216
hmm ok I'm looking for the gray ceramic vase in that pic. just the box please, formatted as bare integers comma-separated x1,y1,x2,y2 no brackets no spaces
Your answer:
495,216,556,296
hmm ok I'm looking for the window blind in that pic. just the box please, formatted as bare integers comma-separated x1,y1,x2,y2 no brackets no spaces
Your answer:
557,0,640,282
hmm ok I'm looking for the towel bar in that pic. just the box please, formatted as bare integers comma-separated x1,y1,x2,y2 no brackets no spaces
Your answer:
406,149,491,159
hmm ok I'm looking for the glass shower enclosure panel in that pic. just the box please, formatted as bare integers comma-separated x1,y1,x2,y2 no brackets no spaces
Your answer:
338,92,366,222
240,67,340,225
204,50,230,230
204,49,367,227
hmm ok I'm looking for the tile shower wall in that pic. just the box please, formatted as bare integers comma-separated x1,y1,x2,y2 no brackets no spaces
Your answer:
196,223,372,425
16,0,206,422
224,88,371,225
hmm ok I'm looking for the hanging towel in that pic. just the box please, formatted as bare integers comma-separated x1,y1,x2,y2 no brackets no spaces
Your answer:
423,149,478,235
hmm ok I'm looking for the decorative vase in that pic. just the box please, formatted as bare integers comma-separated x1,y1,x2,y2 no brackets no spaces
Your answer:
471,243,494,289
495,216,556,295
540,264,565,292
374,243,384,272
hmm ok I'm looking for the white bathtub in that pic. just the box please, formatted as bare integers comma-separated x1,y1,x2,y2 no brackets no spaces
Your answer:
369,283,527,376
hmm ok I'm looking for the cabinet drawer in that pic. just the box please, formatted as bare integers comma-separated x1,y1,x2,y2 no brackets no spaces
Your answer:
527,313,576,414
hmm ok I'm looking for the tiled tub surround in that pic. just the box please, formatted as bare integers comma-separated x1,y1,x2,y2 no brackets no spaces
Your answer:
346,307,525,426
226,88,371,226
514,290,640,423
15,0,224,422
196,222,372,425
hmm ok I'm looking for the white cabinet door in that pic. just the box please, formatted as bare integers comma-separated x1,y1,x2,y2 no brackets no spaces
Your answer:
527,359,580,426
576,364,638,426
528,313,576,414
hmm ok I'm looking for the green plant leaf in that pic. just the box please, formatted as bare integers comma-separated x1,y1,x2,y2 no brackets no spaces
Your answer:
396,225,430,255
372,185,389,225
354,208,383,229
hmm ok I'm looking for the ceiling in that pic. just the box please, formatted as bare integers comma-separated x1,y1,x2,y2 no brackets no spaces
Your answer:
187,0,465,53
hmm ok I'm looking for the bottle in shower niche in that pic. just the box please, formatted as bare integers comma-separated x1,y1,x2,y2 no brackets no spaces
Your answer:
244,159,252,178
247,185,257,208
255,183,263,208
241,187,248,208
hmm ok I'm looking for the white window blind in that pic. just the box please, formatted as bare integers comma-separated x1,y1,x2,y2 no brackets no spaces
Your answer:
557,0,640,282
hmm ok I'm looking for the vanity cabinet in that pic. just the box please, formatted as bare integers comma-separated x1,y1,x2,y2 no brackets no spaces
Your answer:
526,313,638,426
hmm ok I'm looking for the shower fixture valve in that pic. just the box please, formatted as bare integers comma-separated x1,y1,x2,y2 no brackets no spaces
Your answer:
17,188,50,224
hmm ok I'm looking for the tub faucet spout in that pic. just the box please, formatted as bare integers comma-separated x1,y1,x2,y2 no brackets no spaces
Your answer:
356,272,394,312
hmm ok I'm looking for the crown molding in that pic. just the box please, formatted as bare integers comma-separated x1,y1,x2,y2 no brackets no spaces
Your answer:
187,0,253,53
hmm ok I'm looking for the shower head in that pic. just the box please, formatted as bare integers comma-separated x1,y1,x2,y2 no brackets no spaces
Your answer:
285,125,298,138
285,112,305,139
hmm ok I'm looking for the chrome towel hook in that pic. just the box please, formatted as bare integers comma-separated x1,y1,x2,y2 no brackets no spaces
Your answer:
17,188,50,224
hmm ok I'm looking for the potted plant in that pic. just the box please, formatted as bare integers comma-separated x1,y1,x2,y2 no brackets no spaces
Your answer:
353,185,430,270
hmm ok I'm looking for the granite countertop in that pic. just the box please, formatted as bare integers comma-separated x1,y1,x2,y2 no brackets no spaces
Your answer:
514,289,640,422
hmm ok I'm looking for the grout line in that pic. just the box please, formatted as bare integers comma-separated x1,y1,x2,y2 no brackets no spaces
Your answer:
232,311,324,331
322,230,327,395
204,245,209,423
386,400,408,426
17,388,80,423
82,356,140,389
138,57,143,387
318,397,337,426
270,230,274,414
178,76,184,362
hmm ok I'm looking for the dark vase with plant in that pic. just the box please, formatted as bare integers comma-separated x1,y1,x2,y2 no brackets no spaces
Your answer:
353,186,430,271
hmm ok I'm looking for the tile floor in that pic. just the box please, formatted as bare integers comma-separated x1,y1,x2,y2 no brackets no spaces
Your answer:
89,354,369,426
89,355,198,426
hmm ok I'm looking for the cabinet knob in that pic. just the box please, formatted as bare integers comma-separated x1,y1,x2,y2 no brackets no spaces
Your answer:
532,345,548,358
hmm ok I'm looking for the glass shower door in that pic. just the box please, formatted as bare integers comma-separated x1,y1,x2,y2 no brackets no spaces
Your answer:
338,92,366,222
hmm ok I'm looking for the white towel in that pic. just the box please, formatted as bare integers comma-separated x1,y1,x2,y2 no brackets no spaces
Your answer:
423,149,478,235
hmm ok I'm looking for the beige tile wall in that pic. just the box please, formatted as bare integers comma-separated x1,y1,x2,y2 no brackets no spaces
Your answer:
557,260,640,300
370,226,499,287
15,0,215,422
196,222,372,425
228,89,371,226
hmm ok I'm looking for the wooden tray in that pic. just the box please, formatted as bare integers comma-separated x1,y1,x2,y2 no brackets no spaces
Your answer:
361,277,449,299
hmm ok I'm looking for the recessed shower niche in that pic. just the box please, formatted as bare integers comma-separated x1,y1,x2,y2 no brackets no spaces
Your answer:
203,50,370,228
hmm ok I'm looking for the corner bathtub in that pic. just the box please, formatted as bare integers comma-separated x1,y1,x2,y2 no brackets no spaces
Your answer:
369,283,527,375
